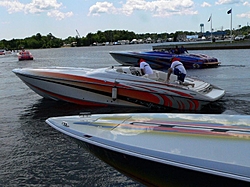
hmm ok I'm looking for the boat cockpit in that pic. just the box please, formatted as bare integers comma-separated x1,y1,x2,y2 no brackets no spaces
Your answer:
110,66,203,89
112,66,169,82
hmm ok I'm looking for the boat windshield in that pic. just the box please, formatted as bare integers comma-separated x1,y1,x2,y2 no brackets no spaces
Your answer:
115,67,139,75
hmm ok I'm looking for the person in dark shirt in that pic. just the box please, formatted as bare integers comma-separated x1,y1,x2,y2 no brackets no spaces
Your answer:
179,46,188,53
174,46,180,54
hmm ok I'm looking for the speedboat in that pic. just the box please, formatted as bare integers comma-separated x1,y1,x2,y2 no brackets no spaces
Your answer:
12,66,225,111
0,49,13,56
110,51,220,69
46,113,250,186
18,50,33,61
0,49,6,55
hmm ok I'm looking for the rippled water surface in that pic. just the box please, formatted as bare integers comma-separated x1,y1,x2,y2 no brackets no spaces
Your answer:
1,43,250,186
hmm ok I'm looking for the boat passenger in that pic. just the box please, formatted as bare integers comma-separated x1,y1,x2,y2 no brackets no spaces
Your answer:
174,46,180,54
179,46,188,53
168,48,175,53
19,47,25,54
166,57,194,87
138,58,153,75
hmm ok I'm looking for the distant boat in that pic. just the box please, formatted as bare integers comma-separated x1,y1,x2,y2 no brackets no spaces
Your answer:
110,50,220,69
46,113,250,186
18,50,33,61
0,49,5,56
0,49,14,56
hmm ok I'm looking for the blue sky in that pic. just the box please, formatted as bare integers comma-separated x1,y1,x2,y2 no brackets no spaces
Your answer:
0,0,249,40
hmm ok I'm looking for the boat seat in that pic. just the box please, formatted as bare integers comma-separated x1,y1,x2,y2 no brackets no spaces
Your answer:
144,71,159,80
157,72,168,82
168,74,178,83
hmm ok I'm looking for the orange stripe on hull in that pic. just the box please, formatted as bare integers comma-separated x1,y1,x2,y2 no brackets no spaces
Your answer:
118,89,161,103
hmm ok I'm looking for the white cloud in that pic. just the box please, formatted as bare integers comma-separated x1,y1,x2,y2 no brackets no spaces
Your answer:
88,0,198,17
1,21,10,24
237,12,250,18
215,0,240,5
201,2,212,7
243,1,250,6
25,0,62,14
0,0,25,13
88,2,117,16
0,0,73,20
47,10,73,20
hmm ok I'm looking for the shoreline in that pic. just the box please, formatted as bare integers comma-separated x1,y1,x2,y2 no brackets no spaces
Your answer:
152,40,250,50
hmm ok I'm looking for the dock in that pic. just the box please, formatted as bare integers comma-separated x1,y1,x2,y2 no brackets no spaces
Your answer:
152,40,250,51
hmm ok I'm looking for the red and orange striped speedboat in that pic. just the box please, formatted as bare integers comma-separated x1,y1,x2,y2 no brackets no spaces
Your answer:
12,66,225,111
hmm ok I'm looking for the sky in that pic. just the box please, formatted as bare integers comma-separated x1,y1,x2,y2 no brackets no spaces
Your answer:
0,0,250,40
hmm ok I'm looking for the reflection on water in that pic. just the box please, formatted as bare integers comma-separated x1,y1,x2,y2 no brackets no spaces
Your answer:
223,95,250,115
20,98,227,122
1,99,143,186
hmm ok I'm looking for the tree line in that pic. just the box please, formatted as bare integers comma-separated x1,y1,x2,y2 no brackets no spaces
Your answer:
0,30,181,50
0,27,249,50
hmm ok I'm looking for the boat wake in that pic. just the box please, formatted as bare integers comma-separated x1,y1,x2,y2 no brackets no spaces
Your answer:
220,65,246,68
222,95,250,115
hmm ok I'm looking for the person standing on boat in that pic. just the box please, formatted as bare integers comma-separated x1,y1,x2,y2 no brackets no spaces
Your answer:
19,47,25,54
166,57,194,87
179,46,188,53
174,46,180,54
138,58,153,75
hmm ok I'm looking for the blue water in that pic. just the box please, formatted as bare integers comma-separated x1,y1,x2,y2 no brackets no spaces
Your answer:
1,43,250,186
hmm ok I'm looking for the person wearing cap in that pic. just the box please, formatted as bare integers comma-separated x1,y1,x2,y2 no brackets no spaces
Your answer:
166,57,194,87
138,58,153,75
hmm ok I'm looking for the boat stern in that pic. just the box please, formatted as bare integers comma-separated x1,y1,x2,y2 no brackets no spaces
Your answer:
196,83,225,101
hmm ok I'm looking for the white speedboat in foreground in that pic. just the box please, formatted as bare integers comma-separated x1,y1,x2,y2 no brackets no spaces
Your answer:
46,113,250,186
12,66,225,111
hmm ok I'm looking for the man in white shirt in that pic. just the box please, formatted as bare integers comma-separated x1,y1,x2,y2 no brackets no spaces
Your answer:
166,57,194,87
139,58,153,75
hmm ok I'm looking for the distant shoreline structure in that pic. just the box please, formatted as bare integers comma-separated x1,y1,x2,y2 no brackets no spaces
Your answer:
153,40,250,50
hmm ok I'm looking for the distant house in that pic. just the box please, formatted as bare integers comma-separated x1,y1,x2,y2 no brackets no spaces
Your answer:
117,40,129,45
130,39,138,44
186,35,199,41
146,37,152,43
137,39,144,44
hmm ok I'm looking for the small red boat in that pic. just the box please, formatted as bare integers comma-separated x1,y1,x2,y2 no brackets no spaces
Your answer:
18,50,33,61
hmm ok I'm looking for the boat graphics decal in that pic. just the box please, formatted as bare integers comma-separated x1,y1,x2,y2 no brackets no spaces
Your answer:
73,117,250,139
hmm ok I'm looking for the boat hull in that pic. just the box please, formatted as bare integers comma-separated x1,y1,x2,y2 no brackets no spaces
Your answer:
46,113,250,186
110,51,220,69
74,137,249,187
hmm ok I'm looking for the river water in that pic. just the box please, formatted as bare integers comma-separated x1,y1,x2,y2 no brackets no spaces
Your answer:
1,43,250,186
